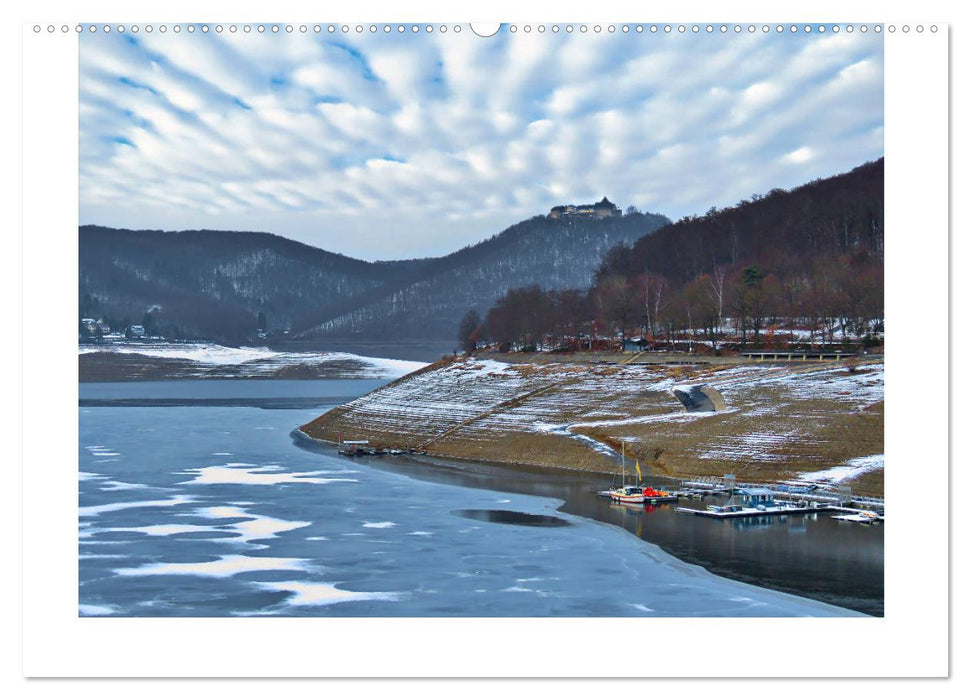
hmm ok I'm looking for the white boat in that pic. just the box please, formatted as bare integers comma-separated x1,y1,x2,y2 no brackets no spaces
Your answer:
832,510,881,524
607,442,646,503
609,485,647,504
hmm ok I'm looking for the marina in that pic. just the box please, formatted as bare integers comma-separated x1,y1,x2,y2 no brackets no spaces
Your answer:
593,472,884,525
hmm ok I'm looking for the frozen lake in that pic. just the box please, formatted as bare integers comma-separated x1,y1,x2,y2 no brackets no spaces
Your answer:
79,379,867,617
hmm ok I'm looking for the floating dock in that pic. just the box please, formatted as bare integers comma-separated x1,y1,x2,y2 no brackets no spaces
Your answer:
676,503,836,519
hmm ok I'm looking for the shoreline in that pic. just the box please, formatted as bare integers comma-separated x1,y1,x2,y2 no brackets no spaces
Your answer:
299,354,885,497
291,428,877,616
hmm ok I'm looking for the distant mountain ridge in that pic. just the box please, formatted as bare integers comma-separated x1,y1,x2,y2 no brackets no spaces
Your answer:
79,226,428,342
297,212,670,339
79,210,669,342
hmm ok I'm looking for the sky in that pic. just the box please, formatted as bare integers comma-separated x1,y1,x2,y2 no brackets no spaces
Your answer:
79,24,884,260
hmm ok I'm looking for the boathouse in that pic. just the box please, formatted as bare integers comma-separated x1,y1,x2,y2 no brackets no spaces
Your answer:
736,487,776,508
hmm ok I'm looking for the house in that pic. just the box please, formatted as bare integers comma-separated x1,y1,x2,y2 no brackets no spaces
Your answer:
736,487,776,509
549,196,621,219
127,324,146,339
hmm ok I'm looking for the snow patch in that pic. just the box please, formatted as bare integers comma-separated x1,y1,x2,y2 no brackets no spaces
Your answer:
79,341,427,378
179,462,358,486
115,554,309,578
255,580,400,607
798,455,885,484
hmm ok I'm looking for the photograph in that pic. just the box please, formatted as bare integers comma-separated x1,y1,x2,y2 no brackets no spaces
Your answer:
77,22,885,618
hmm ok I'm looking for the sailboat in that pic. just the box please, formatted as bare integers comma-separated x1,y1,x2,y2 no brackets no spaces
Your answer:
608,443,646,504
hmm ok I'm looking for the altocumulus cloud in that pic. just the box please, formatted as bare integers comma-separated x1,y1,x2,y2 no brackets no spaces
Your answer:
79,26,883,260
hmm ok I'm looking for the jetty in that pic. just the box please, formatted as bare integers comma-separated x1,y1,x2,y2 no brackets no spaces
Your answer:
676,483,884,522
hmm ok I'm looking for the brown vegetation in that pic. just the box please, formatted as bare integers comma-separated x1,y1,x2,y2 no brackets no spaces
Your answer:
301,355,885,497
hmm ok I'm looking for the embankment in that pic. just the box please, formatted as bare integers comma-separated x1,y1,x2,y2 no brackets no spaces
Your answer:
300,354,885,497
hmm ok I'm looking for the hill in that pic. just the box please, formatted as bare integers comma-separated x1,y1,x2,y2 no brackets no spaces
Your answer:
79,210,669,343
79,226,430,343
483,159,885,348
604,159,883,284
297,211,670,340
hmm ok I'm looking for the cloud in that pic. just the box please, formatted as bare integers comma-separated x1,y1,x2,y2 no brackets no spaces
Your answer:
79,27,884,260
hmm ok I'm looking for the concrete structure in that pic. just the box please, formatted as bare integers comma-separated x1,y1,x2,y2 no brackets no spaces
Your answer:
671,384,727,412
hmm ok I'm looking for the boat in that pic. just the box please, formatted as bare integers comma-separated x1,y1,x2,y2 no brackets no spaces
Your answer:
641,485,678,504
832,510,882,524
609,485,647,504
606,446,649,504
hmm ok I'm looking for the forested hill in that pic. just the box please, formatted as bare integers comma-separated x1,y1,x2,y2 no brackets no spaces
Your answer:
79,210,669,343
480,159,884,350
600,158,884,285
298,211,670,339
79,226,429,343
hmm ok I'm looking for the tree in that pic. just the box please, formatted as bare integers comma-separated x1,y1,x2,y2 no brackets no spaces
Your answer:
625,205,641,216
458,309,482,353
594,242,632,285
594,275,635,339
707,266,727,341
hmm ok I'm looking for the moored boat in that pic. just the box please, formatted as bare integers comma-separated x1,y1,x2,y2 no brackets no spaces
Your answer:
832,510,881,524
609,485,647,504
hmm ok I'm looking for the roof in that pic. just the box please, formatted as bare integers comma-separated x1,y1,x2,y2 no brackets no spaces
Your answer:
737,487,776,496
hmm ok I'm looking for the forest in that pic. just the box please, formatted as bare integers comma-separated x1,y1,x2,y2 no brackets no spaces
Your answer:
79,211,668,343
478,159,884,352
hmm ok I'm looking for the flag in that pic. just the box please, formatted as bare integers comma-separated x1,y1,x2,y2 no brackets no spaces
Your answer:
635,460,642,480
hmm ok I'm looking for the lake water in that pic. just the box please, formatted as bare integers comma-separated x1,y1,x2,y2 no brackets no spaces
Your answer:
79,379,876,617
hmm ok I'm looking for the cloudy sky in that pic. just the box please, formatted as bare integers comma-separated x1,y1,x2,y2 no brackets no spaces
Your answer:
79,25,883,260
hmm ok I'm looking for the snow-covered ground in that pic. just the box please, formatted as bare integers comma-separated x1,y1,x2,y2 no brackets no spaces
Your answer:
797,455,885,485
79,341,426,379
309,355,885,491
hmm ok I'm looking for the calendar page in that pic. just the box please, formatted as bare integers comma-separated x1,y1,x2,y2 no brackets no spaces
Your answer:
20,0,950,680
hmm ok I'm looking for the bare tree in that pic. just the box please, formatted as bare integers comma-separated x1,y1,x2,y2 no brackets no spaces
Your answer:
708,266,727,338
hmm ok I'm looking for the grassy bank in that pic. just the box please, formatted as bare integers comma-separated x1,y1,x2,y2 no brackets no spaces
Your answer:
300,353,884,497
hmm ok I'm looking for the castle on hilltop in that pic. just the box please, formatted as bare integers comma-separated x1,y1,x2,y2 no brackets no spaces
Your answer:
548,197,621,220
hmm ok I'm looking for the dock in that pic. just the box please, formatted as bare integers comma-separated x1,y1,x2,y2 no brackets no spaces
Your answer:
676,502,837,519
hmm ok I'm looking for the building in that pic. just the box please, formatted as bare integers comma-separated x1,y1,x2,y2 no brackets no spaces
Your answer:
549,197,621,219
736,487,776,509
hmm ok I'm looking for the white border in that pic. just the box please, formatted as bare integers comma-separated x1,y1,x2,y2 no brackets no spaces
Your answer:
19,0,950,681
